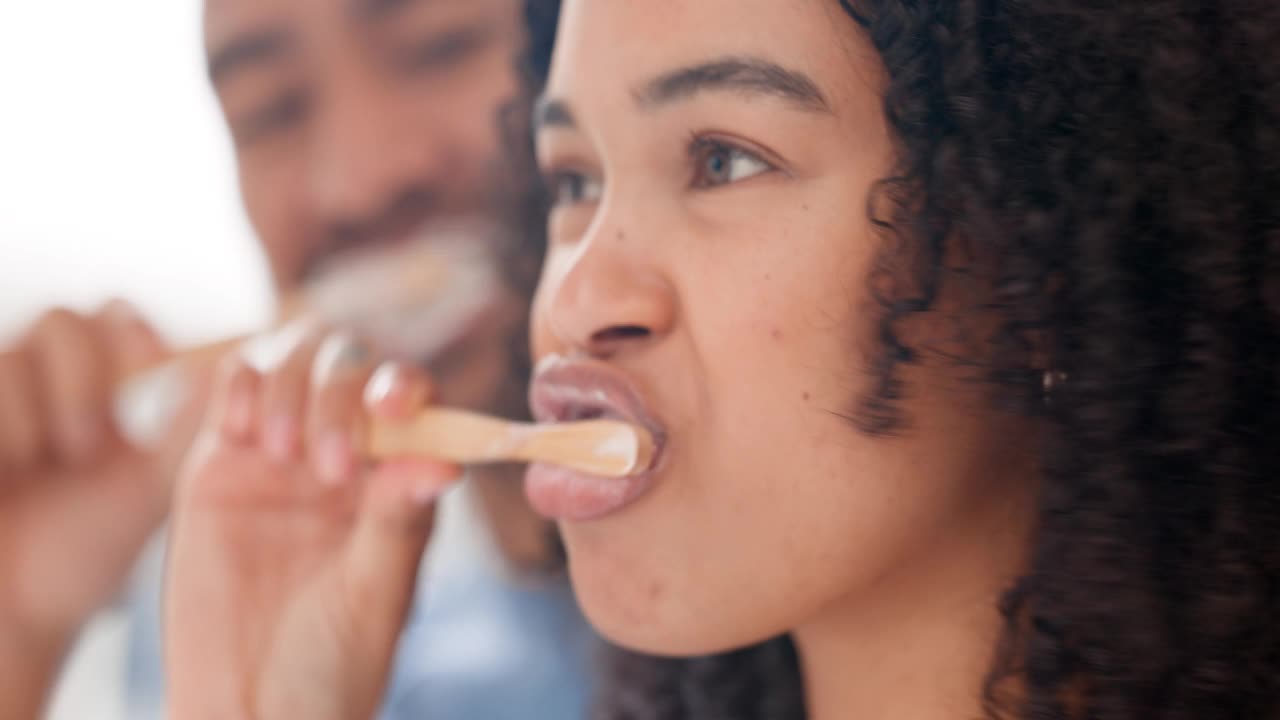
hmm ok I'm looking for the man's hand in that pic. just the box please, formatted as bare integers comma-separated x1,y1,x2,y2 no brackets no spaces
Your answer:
0,301,204,718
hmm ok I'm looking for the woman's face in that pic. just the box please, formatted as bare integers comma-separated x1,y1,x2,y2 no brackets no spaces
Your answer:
529,0,1033,656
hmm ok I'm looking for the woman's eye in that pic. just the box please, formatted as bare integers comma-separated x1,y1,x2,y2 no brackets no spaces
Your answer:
691,140,772,189
550,171,604,207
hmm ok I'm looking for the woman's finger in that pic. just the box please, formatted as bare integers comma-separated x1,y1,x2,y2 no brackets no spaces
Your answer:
257,321,328,464
340,459,462,638
306,331,376,485
362,362,436,421
207,352,263,445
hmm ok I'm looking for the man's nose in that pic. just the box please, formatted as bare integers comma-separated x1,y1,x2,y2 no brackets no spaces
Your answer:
307,75,447,226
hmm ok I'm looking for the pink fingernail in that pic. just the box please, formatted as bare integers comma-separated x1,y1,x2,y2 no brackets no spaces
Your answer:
314,431,353,485
411,482,450,507
363,364,401,407
263,415,297,461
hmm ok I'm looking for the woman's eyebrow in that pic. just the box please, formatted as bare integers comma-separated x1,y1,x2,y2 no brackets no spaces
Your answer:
634,56,832,113
531,56,830,134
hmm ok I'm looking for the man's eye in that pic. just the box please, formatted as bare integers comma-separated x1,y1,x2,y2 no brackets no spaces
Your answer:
690,140,772,189
233,88,311,147
398,25,490,74
549,171,604,207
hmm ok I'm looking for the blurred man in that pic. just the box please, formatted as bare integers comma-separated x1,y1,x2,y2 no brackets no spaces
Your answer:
195,0,547,554
0,0,590,718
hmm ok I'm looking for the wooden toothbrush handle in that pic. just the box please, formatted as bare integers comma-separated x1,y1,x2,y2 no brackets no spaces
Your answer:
113,292,311,387
127,337,245,384
365,408,521,463
364,408,652,478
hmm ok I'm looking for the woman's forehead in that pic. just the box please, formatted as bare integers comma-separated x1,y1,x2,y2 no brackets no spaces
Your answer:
546,0,867,106
545,0,885,124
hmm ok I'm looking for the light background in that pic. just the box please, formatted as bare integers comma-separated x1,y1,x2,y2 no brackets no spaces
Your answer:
0,2,269,718
0,0,271,342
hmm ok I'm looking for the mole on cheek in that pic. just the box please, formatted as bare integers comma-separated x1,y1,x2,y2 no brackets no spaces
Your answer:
646,579,665,603
771,328,784,341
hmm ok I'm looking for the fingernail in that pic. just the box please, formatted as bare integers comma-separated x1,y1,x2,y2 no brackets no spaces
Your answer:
410,471,459,506
311,332,370,388
104,299,143,331
263,415,297,462
332,335,370,369
411,483,449,507
314,430,353,485
364,364,401,407
242,321,314,375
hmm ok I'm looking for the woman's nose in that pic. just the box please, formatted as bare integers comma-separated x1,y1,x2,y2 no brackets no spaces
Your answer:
541,224,676,360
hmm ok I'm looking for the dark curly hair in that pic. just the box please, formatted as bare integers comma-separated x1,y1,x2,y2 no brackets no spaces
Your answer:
515,1,1280,718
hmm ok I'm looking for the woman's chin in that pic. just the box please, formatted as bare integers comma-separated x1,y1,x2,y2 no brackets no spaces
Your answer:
586,607,791,659
564,551,788,658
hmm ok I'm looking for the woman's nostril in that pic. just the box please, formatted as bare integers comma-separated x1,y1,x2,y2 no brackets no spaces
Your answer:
592,326,650,344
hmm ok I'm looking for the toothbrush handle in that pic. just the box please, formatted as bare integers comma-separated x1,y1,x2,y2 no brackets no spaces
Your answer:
365,408,652,478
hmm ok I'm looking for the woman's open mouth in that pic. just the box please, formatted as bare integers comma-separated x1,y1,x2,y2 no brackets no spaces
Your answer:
525,355,667,521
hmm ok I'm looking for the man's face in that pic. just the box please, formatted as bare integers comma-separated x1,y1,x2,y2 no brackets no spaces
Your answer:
204,0,524,291
203,0,531,422
203,0,548,569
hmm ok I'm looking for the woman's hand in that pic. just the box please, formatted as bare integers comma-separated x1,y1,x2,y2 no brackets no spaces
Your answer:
165,325,462,720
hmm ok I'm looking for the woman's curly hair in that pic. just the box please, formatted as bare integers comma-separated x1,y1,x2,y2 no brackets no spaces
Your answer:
517,0,1280,718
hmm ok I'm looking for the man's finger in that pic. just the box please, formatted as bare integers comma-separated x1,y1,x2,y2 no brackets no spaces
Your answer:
28,309,111,466
0,349,46,473
96,299,169,380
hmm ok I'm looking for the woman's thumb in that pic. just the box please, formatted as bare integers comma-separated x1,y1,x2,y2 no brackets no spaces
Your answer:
340,460,462,632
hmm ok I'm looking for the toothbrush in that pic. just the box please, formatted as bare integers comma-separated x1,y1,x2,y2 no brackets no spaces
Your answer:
112,226,652,478
366,408,655,478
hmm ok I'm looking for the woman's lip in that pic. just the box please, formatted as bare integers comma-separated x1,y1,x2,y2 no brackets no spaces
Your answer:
528,356,668,460
525,356,668,520
524,463,656,522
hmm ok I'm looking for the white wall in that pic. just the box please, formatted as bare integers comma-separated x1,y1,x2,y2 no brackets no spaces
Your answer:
0,0,271,344
0,3,270,718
